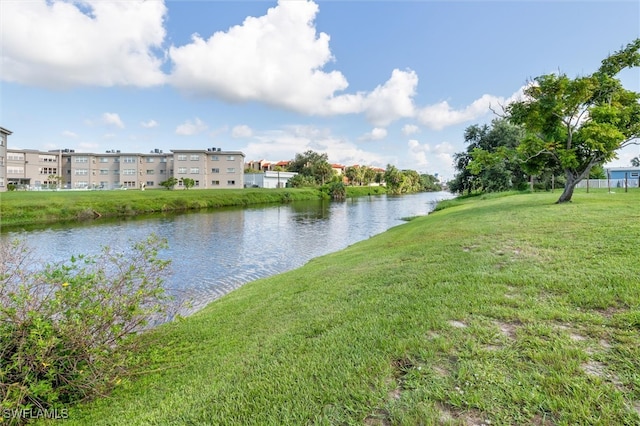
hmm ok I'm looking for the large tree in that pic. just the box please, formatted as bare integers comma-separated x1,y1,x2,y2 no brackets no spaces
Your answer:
450,119,527,194
286,150,333,185
507,39,640,203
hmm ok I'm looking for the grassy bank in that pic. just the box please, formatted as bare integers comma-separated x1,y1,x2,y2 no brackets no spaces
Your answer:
0,188,322,228
52,189,640,425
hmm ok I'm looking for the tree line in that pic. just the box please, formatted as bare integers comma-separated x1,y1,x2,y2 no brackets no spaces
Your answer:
247,149,442,195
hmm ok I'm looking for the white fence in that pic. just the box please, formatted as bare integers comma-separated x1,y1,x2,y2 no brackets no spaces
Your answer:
574,179,640,189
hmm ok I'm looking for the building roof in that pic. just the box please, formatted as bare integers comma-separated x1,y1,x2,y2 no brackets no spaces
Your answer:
0,126,13,135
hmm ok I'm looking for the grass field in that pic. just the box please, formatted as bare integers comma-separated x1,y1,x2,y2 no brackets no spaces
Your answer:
0,188,323,228
43,189,640,425
0,186,391,229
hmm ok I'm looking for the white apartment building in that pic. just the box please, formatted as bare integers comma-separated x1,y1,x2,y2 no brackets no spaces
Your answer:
0,127,11,190
0,138,246,191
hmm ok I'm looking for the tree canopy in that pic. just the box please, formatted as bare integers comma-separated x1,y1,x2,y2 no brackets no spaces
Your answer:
286,150,334,186
507,39,640,203
450,119,528,194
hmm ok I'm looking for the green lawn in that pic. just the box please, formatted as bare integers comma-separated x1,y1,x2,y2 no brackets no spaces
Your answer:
46,190,640,425
0,188,322,228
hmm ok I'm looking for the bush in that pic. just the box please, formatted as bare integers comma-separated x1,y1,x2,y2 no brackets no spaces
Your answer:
0,235,175,420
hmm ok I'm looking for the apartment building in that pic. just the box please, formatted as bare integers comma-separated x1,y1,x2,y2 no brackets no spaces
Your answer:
0,140,245,191
172,147,245,189
0,127,11,190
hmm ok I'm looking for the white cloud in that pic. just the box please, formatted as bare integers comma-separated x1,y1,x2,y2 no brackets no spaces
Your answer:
313,68,418,126
0,0,167,88
232,125,253,138
169,1,347,112
168,2,417,126
416,94,500,131
407,139,456,178
141,120,158,129
242,125,385,168
175,118,208,136
62,130,78,138
102,113,124,129
359,69,417,126
402,124,420,136
416,86,528,131
360,127,388,141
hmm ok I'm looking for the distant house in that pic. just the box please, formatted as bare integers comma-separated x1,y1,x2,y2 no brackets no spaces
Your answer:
244,170,297,188
606,167,640,188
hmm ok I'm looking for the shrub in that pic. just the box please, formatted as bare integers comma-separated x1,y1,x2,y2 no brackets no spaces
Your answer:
0,235,175,420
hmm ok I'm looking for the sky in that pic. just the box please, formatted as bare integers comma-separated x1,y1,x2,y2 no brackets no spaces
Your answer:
1,0,639,180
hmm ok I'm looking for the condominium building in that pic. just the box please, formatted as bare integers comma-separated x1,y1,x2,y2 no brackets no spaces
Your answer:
172,147,244,189
0,140,245,191
0,127,11,190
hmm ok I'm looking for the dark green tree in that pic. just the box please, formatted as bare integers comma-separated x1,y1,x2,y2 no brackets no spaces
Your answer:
287,150,333,185
451,119,527,194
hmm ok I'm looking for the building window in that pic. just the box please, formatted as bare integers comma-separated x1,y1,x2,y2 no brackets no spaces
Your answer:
39,155,57,163
159,169,165,174
227,168,235,173
122,156,136,163
74,169,89,175
123,181,136,188
39,167,58,175
75,181,89,188
190,154,200,161
99,157,109,163
631,172,639,178
146,181,154,186
146,170,155,175
227,180,236,185
227,155,235,161
178,167,187,174
7,153,24,161
190,168,199,174
123,169,136,175
160,158,167,163
8,167,24,174
146,158,155,163
211,180,220,186
99,181,109,188
210,155,219,161
100,169,109,175
113,170,120,175
74,156,89,163
177,155,187,161
211,168,219,173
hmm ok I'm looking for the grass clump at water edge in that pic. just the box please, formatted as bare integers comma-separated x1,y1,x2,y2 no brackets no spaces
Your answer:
43,190,640,425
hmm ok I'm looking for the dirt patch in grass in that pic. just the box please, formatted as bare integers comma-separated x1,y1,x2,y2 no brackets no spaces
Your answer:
449,320,467,329
364,409,391,426
494,320,519,340
582,361,624,390
436,403,491,426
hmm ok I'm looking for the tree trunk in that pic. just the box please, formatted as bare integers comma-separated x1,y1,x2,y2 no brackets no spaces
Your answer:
557,178,577,203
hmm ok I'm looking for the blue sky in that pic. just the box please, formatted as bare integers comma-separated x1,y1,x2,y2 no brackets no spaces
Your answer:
1,1,639,180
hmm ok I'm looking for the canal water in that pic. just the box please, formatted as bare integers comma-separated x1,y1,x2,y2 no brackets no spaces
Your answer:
2,191,453,313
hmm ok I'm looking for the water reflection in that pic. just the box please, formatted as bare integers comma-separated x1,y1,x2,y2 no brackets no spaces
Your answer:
2,192,454,313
